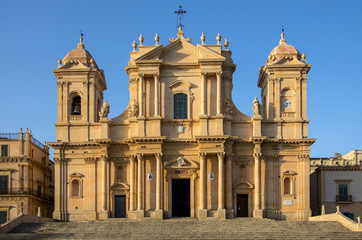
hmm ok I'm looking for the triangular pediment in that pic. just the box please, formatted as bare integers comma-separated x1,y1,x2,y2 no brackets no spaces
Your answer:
283,170,297,175
160,39,198,63
135,45,164,62
164,157,199,169
197,45,225,61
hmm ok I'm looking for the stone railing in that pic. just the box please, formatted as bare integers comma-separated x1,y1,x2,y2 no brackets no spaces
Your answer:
309,206,361,232
0,209,55,233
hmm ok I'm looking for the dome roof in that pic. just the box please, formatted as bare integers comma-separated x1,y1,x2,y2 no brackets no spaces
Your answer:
62,37,97,67
266,32,302,65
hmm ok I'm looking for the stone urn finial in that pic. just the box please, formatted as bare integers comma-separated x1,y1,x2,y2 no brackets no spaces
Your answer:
224,38,229,50
132,40,138,52
139,34,144,46
154,33,160,46
216,33,222,45
201,32,206,45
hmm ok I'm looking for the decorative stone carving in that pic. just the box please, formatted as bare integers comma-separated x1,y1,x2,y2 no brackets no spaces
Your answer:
189,89,194,103
154,33,160,45
128,99,139,117
253,97,262,117
224,38,229,49
99,100,110,119
200,32,206,45
216,33,222,45
139,34,144,46
177,157,186,166
225,99,233,116
132,40,137,51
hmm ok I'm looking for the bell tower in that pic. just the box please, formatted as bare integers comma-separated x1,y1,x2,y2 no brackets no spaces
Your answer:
257,31,311,139
53,36,107,142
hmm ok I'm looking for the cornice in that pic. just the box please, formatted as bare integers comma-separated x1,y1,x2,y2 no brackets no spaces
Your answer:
317,166,362,171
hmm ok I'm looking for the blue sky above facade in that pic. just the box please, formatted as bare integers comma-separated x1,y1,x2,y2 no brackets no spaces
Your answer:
0,0,361,158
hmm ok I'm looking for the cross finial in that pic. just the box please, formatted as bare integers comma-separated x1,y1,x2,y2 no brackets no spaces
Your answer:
280,25,286,44
175,5,187,31
78,29,84,49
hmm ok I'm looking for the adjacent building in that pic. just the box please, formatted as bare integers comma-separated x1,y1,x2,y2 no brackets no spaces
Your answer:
0,129,54,223
310,149,362,221
49,28,315,221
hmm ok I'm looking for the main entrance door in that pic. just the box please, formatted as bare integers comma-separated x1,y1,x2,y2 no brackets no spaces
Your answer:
115,195,126,218
172,179,190,217
236,194,248,217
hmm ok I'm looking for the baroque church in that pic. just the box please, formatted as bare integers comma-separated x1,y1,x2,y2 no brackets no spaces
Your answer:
49,27,315,221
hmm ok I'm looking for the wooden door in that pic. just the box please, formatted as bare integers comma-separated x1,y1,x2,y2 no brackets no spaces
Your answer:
237,194,248,217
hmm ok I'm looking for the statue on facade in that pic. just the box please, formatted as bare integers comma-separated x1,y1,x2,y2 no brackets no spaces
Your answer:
177,157,186,166
225,99,233,116
99,100,110,119
253,97,262,117
128,99,139,117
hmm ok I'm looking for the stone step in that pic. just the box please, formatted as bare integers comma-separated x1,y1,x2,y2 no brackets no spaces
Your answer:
2,218,362,240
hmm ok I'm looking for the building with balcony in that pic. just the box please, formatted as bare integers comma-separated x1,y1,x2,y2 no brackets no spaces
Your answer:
310,150,362,221
0,129,54,224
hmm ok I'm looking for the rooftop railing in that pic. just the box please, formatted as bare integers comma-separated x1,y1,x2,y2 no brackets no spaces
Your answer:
0,133,18,140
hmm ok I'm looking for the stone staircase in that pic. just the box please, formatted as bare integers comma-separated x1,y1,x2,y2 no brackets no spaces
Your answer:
2,218,362,239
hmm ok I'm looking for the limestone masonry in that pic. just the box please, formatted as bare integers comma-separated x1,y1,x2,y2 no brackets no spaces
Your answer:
48,28,315,221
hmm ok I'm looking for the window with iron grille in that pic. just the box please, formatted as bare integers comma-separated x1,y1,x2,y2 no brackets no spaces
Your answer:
174,93,187,119
339,184,348,201
0,176,9,194
1,145,8,157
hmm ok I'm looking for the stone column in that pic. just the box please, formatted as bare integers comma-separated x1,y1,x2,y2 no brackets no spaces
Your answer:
253,143,263,218
89,79,95,122
201,72,206,115
226,154,233,218
217,152,226,219
129,155,136,211
153,73,160,117
155,153,163,219
24,164,29,190
216,71,222,115
136,153,144,219
99,155,108,219
199,152,207,219
18,164,23,190
138,73,144,117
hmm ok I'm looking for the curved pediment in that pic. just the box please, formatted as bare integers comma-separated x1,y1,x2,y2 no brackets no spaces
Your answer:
164,157,199,169
233,180,254,189
110,182,130,190
69,172,84,178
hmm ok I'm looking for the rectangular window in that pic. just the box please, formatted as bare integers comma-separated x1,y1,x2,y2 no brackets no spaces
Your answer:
38,185,42,198
339,184,348,201
0,176,9,194
0,211,7,224
1,145,8,157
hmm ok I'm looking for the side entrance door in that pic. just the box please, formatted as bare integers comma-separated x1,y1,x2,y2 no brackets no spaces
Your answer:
236,194,248,217
115,195,126,218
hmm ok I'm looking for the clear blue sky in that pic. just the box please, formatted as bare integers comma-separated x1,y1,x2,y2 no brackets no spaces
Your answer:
1,0,361,158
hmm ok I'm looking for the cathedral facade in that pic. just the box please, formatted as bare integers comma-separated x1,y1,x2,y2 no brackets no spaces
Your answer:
49,28,315,221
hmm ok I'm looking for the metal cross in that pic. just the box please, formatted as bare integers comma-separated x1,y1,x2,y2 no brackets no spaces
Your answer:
174,5,187,29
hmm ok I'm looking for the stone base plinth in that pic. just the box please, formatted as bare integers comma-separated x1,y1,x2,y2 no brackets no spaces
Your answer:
198,209,207,220
136,210,144,219
98,211,109,220
297,210,312,221
154,210,163,220
217,209,226,219
253,209,263,219
226,209,234,219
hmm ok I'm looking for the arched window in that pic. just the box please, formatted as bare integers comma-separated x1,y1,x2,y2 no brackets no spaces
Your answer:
71,179,80,197
174,93,187,119
284,177,291,194
71,96,81,115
